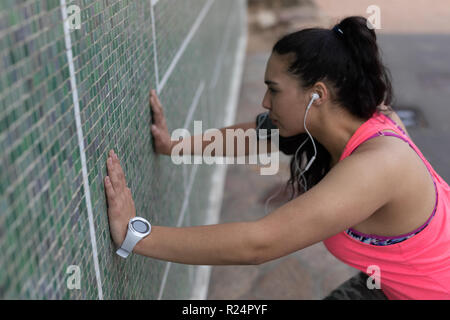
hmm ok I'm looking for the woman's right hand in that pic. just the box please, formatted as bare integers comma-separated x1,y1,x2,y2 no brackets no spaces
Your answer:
149,89,174,155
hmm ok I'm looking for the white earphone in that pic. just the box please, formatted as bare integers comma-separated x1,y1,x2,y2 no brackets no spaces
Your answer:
293,92,319,190
263,92,320,214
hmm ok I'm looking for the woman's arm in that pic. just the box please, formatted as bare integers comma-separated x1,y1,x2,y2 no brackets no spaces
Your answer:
150,89,272,157
133,222,261,265
104,149,261,265
105,141,395,266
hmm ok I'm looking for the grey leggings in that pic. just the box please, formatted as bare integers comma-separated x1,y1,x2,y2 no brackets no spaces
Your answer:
323,272,388,300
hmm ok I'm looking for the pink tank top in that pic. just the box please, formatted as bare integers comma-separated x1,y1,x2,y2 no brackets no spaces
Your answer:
323,110,450,300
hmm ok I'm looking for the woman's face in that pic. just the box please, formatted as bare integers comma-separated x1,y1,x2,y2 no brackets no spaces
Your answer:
262,53,310,137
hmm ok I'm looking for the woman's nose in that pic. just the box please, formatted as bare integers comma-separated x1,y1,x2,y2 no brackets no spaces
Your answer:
262,90,270,110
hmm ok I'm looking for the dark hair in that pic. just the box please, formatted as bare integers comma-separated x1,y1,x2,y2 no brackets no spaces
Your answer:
272,16,395,199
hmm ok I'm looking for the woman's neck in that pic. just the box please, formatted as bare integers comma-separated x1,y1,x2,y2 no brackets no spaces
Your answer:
310,105,366,168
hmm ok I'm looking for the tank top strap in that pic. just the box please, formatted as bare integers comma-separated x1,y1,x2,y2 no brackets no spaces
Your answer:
378,113,437,175
340,111,397,160
340,111,434,174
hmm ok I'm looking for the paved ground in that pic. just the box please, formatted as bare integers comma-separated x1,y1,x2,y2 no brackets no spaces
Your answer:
207,0,450,299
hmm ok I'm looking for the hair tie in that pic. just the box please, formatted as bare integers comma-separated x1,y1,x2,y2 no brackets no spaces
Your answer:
332,25,344,36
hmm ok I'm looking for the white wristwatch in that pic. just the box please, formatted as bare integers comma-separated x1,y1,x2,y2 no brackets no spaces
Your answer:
116,217,152,258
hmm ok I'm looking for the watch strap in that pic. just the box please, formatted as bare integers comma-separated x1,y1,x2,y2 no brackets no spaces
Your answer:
116,230,141,258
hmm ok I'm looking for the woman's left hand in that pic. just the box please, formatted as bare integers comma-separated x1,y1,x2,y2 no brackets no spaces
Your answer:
104,149,136,247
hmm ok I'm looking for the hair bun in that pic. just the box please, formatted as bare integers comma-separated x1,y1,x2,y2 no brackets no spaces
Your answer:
338,16,377,43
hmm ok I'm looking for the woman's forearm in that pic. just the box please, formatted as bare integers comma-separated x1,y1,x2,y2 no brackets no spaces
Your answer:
133,221,261,265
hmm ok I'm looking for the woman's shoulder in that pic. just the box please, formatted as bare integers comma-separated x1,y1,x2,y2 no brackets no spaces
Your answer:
346,124,436,237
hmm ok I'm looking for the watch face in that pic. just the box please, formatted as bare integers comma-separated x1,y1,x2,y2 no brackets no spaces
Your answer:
131,220,149,233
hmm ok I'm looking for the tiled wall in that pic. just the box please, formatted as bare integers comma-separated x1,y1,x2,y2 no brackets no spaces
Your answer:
0,0,247,299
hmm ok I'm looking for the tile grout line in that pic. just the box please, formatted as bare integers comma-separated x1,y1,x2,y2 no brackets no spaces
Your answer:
150,1,159,89
60,0,103,300
157,79,205,300
153,0,212,295
210,0,238,90
191,0,249,299
157,0,215,94
158,163,199,300
177,164,200,228
182,81,205,191
159,0,248,299
183,81,205,130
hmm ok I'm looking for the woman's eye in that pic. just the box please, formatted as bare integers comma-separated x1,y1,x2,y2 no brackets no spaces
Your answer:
269,88,277,93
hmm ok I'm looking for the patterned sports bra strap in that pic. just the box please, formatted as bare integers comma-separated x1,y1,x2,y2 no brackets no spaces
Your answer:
378,112,408,136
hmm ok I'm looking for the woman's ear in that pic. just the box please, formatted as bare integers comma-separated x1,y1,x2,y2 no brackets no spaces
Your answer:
312,82,328,104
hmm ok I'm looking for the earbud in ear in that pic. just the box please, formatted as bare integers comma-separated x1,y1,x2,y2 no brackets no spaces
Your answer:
306,93,320,111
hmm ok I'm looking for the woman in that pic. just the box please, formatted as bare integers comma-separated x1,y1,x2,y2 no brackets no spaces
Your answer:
104,16,450,299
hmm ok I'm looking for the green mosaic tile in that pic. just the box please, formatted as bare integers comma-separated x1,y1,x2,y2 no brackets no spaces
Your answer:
1,0,246,299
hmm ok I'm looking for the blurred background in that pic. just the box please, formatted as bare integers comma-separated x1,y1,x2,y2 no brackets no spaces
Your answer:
207,0,450,299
